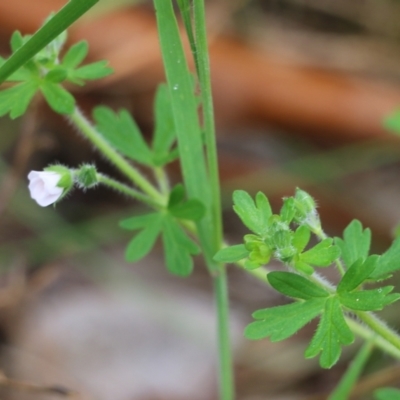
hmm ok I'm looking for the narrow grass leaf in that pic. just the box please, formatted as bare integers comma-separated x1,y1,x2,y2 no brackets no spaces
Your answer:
154,0,214,262
328,341,373,400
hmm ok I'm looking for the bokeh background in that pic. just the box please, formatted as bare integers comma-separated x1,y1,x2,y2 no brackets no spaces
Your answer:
1,0,400,399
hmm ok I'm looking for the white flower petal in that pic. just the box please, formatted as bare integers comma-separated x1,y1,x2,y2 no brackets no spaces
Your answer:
27,170,63,207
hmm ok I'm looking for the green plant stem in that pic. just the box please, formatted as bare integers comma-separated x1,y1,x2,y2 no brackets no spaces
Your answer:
213,267,235,400
193,0,223,253
97,173,161,209
69,107,165,205
355,311,400,355
153,166,170,196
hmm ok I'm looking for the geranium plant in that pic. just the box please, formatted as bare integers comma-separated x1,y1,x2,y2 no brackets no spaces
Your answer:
1,1,400,399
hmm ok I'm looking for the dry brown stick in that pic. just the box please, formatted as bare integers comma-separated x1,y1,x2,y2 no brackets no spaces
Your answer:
0,370,83,398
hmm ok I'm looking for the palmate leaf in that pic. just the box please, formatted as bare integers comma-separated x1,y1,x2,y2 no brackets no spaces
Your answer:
40,82,75,114
93,106,153,165
305,296,354,369
233,191,272,236
245,298,326,341
335,220,371,269
300,238,340,267
167,184,205,221
0,81,38,118
161,215,200,276
339,287,400,311
152,84,178,166
123,214,163,262
120,212,200,277
213,244,249,263
268,271,330,300
369,236,400,281
337,255,379,293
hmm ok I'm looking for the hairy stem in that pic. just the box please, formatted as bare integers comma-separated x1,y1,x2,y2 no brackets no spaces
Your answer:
69,107,166,205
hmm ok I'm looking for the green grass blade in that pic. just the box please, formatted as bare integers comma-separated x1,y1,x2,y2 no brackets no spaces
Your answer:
328,341,373,400
0,0,99,84
153,0,213,258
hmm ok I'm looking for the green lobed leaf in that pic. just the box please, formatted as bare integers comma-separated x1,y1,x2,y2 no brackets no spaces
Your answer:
374,388,400,400
169,199,205,221
337,255,379,293
300,239,341,267
93,106,153,165
119,212,162,230
40,82,75,114
292,225,311,253
293,260,315,275
369,236,400,280
62,41,88,69
213,244,249,263
45,67,68,83
168,184,185,208
245,298,326,341
152,84,177,166
255,192,272,228
339,286,400,311
268,271,330,300
335,220,371,269
70,60,113,81
280,197,296,224
10,31,24,53
124,214,163,262
233,190,268,236
161,215,200,276
305,296,354,368
0,81,38,118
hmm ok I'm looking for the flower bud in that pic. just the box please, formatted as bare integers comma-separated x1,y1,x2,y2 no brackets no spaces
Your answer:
293,188,322,234
75,164,99,189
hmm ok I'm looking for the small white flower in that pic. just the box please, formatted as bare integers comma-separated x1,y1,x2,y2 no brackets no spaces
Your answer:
28,170,64,207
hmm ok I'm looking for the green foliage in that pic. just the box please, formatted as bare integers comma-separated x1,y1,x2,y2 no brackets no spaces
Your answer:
305,297,354,368
268,271,330,300
328,341,373,400
0,26,112,118
237,191,400,368
0,0,100,84
374,388,400,400
120,186,203,276
93,84,178,168
245,298,326,341
370,237,400,280
335,220,371,269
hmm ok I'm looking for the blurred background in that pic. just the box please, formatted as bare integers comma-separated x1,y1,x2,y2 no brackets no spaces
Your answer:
1,0,400,399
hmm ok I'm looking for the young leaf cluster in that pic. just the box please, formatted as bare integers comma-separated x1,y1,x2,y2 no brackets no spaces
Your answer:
0,24,112,117
217,190,400,368
215,188,339,274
